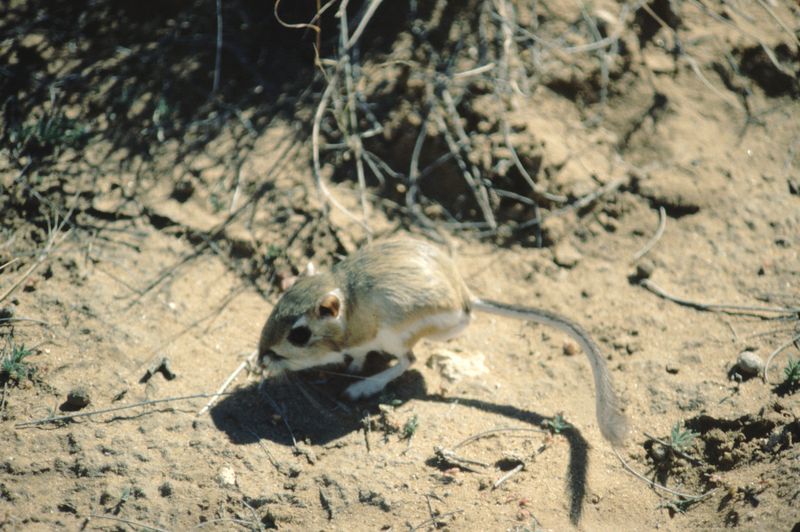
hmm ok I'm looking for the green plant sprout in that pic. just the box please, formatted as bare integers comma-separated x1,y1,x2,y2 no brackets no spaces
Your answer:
783,357,800,385
1,343,35,384
402,414,419,439
670,422,699,452
544,413,572,435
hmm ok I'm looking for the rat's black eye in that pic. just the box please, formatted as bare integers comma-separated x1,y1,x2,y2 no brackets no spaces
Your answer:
287,325,312,346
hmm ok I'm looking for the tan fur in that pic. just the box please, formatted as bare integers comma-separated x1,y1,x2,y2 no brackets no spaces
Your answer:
257,237,628,446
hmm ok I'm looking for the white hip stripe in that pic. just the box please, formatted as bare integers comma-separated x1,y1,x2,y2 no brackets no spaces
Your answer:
351,310,471,358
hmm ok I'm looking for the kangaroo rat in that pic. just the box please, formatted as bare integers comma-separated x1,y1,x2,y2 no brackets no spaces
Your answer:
258,238,628,446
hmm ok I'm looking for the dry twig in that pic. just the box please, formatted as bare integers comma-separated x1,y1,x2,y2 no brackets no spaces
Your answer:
198,349,258,415
641,279,800,319
613,448,717,502
763,331,800,383
493,463,524,489
0,204,75,304
633,206,667,261
16,393,231,428
410,509,465,531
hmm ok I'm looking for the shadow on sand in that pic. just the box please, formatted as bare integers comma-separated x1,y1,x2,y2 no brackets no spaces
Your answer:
210,363,590,524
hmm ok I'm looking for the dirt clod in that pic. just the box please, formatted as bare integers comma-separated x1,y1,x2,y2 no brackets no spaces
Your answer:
63,387,91,410
1,1,798,530
553,241,582,268
736,351,764,378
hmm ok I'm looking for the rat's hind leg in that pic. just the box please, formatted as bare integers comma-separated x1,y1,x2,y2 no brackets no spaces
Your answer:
343,351,414,400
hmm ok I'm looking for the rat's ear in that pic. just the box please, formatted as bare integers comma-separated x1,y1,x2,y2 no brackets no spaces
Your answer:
317,289,343,319
279,261,317,292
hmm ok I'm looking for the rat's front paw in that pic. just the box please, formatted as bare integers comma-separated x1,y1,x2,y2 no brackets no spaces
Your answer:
344,378,386,400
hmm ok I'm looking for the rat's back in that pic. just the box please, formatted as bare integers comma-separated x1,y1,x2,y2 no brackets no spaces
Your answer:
335,238,471,328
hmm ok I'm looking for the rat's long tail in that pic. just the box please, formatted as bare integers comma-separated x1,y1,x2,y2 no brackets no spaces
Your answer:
472,298,629,447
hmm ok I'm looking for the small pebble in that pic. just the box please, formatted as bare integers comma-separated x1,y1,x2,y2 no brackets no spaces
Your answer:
632,259,655,282
171,179,194,202
563,340,579,357
736,351,764,377
159,482,173,497
217,465,236,487
648,442,668,462
0,306,14,321
553,241,582,268
65,387,91,409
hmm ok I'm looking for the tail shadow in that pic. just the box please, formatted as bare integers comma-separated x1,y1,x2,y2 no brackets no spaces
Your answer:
210,366,589,524
423,395,589,524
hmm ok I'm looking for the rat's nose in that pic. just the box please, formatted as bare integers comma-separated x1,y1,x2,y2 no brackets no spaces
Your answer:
258,349,286,366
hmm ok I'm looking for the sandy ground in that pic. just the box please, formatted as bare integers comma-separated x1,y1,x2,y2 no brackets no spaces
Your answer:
1,1,799,530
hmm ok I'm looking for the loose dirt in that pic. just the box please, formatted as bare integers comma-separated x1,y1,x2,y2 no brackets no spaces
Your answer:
1,1,799,530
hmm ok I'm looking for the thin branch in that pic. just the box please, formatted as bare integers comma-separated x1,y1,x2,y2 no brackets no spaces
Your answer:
198,349,258,415
0,207,74,304
613,448,717,501
453,62,496,78
0,258,20,272
15,393,232,428
272,0,320,33
452,426,548,450
641,279,800,318
345,0,385,50
642,432,705,465
0,317,51,327
433,108,497,230
312,71,372,233
763,332,800,383
405,110,443,232
493,463,524,489
522,176,628,232
687,0,796,79
633,206,667,261
501,120,568,203
410,510,465,531
339,1,371,231
640,2,742,111
754,0,800,49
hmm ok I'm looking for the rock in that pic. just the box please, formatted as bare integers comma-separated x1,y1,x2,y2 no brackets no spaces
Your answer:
563,339,579,357
217,465,236,487
666,363,679,374
65,387,91,410
0,306,15,321
789,178,799,196
633,259,656,281
736,351,764,377
553,241,582,268
427,349,488,383
170,179,194,202
159,482,173,497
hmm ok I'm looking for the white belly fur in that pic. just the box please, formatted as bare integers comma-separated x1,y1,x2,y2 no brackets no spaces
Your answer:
350,310,470,359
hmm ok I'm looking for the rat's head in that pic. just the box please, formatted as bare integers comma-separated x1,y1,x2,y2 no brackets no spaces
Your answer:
258,273,348,374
